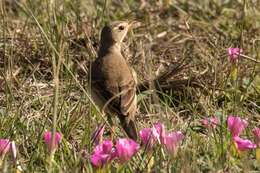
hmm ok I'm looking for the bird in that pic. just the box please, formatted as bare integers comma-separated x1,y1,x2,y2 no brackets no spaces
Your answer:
90,21,138,140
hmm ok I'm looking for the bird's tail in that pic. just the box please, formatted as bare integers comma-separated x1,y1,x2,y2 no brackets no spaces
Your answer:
119,116,138,141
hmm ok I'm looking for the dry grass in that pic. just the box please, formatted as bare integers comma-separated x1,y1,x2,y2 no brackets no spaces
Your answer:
0,0,260,172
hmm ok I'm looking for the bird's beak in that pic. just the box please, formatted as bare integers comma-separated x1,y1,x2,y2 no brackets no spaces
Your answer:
128,20,140,29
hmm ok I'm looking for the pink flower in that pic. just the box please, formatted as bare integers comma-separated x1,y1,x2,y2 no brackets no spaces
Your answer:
0,139,11,158
164,131,184,154
90,139,114,167
139,128,156,150
152,122,166,144
253,128,260,147
233,136,256,151
43,131,62,153
114,138,139,163
227,115,248,137
228,47,242,61
139,122,166,149
201,117,219,128
91,124,105,145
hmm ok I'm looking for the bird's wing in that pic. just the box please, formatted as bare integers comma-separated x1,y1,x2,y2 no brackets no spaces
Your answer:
91,78,136,117
91,80,121,112
91,78,135,116
119,79,136,117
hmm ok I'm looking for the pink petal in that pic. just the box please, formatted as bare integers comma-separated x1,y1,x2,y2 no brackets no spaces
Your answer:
233,136,256,151
114,138,139,163
0,139,11,157
227,115,248,137
253,128,260,147
139,128,156,150
90,153,110,167
164,131,184,154
95,140,113,154
201,117,218,128
90,139,114,167
227,47,243,61
201,119,209,127
152,122,166,144
43,131,62,152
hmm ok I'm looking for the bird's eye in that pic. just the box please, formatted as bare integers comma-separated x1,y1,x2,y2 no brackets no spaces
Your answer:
118,25,125,30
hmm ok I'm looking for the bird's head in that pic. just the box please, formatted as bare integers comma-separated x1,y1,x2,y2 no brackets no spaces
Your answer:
100,20,137,49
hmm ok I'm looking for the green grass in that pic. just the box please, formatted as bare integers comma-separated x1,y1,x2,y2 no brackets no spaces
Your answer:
0,0,260,172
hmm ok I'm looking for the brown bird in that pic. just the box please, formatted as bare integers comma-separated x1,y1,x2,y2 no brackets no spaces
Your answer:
90,21,138,140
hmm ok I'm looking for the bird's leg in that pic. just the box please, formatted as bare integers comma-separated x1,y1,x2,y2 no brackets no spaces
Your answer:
107,115,115,140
